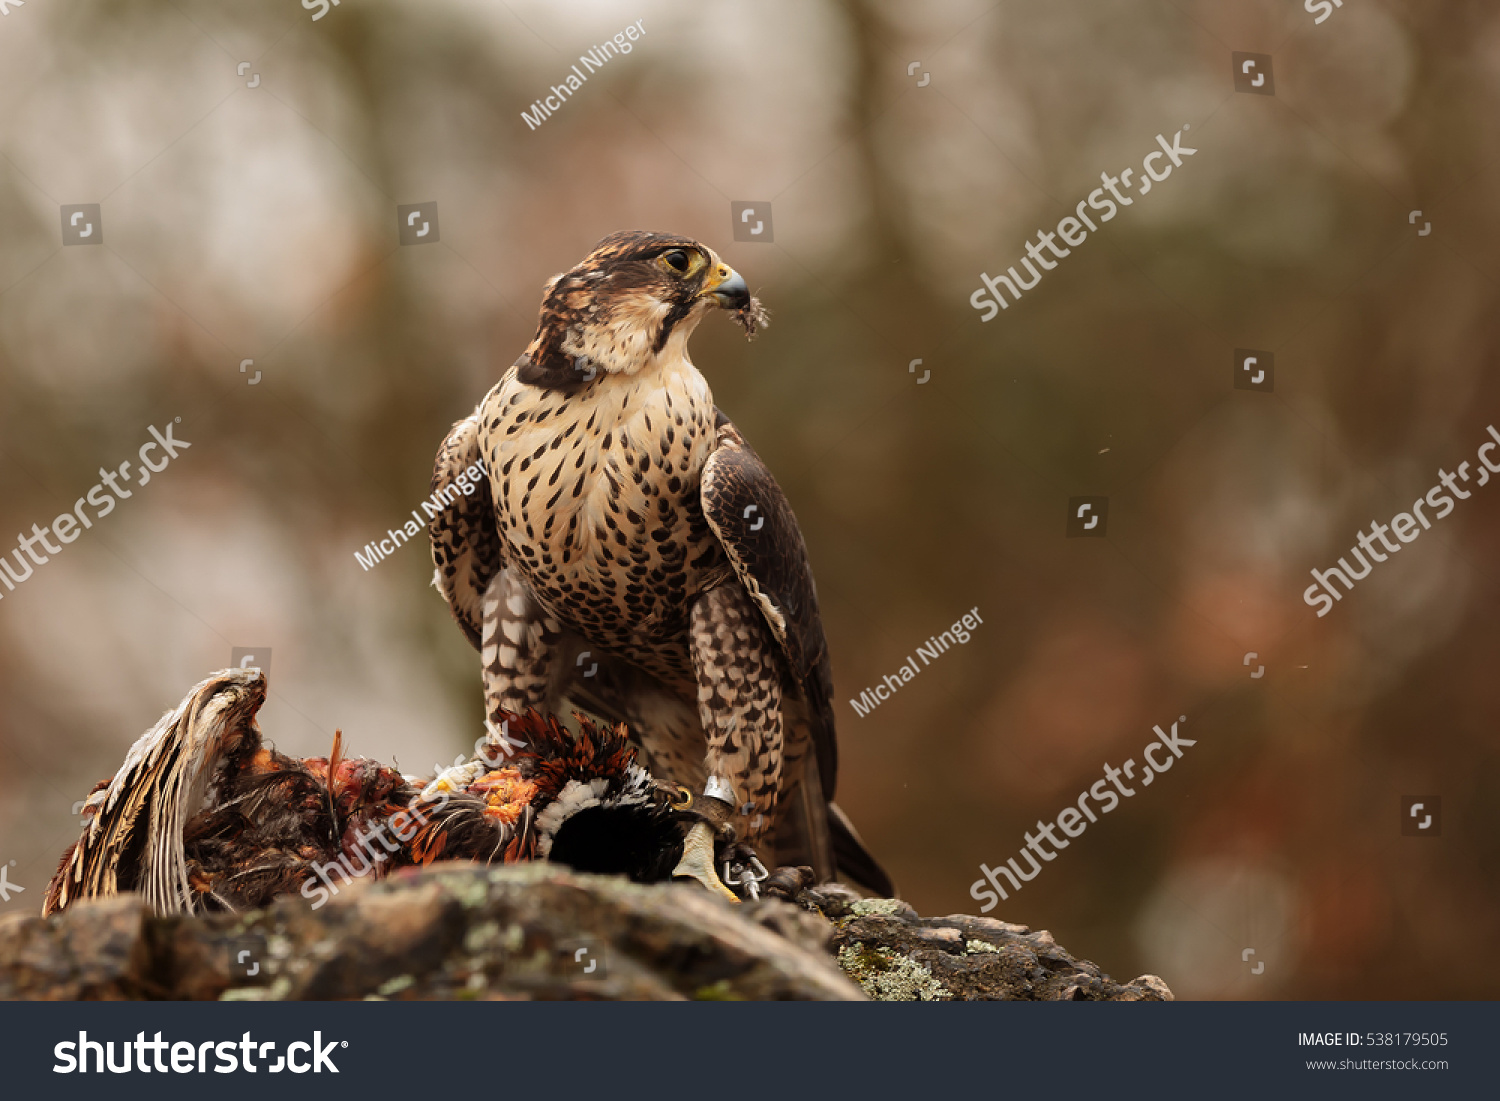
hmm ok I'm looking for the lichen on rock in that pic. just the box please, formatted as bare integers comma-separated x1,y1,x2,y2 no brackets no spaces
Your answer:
838,943,950,1001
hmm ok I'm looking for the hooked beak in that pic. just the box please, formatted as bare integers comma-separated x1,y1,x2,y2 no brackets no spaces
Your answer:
697,256,767,338
704,267,750,311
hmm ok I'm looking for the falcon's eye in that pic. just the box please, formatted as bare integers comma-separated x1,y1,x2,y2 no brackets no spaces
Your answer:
662,249,691,273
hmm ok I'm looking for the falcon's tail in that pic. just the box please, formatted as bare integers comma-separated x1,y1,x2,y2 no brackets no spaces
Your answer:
768,753,894,897
767,768,836,884
827,801,896,898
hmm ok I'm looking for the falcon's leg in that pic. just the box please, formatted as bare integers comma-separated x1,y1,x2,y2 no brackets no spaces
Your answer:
674,585,784,901
480,568,564,734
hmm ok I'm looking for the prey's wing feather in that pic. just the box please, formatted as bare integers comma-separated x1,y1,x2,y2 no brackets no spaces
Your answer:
429,412,503,650
699,410,837,799
44,670,267,916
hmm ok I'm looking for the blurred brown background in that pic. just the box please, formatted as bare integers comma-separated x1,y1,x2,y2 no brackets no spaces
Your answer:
3,0,1499,998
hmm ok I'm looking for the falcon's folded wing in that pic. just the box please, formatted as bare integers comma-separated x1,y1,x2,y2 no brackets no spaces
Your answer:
700,410,838,797
700,411,895,897
429,411,504,650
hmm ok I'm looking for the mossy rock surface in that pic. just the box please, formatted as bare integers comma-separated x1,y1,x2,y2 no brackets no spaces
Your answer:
0,865,1169,1001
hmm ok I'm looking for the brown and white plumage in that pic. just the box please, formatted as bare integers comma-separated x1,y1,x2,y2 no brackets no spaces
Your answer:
429,230,891,897
46,670,272,915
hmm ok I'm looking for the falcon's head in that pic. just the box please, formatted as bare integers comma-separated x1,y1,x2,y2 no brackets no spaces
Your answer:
518,230,768,388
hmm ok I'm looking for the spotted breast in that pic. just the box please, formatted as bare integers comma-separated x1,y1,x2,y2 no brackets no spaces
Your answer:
478,356,730,690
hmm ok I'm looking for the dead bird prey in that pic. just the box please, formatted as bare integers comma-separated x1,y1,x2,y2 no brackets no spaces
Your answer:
44,668,401,916
429,230,891,901
43,669,718,917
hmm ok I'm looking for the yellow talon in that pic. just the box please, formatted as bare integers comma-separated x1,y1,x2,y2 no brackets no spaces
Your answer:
672,821,739,903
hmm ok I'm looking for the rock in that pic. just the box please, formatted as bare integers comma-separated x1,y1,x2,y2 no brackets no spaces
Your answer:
0,895,154,1000
0,864,1170,1001
0,864,862,1001
806,889,1172,1001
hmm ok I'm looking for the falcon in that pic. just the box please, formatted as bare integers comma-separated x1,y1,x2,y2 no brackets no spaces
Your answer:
429,230,891,901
